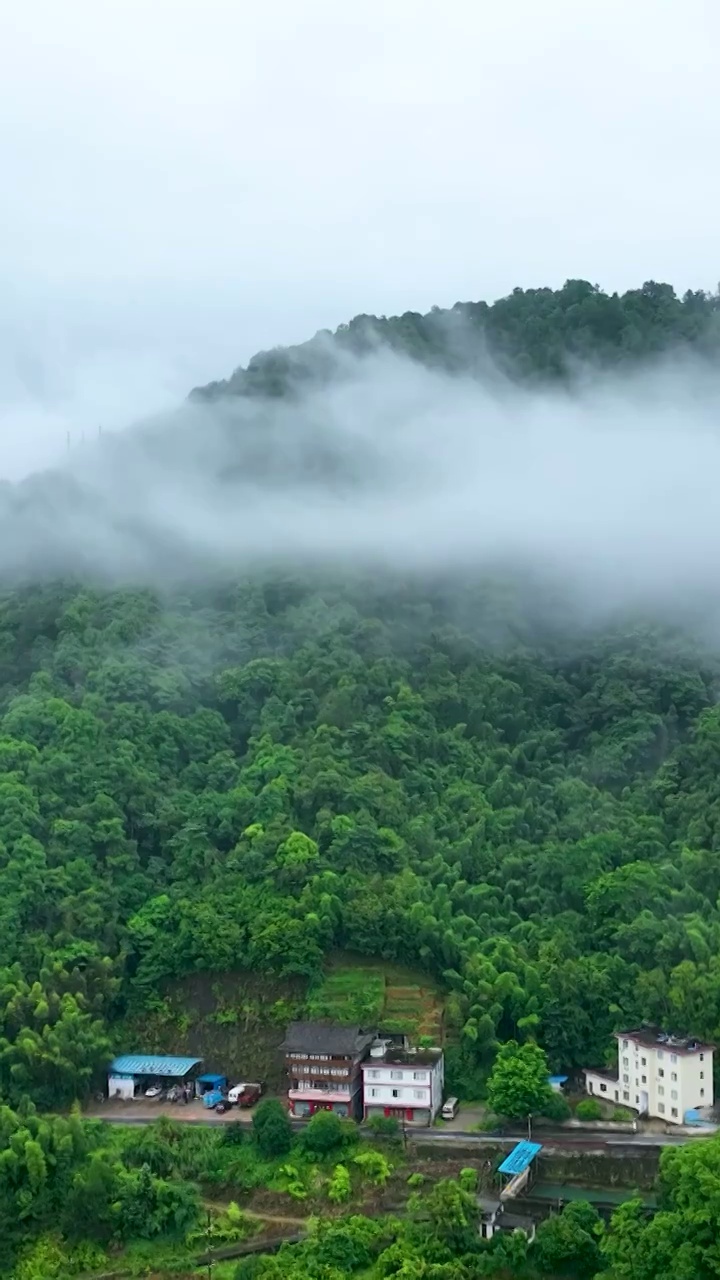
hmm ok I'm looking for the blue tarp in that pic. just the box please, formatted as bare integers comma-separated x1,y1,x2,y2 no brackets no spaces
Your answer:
109,1055,202,1077
197,1073,226,1086
548,1075,568,1085
498,1141,543,1176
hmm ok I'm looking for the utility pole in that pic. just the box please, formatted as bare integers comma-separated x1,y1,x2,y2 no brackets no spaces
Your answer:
527,1113,532,1141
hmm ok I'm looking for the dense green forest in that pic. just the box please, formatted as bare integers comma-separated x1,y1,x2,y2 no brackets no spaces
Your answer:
191,278,720,400
4,279,720,1274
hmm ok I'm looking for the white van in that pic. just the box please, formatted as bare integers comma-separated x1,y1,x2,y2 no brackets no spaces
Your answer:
441,1096,459,1121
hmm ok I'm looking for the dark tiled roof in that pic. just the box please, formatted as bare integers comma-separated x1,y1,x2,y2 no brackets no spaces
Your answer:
282,1022,376,1055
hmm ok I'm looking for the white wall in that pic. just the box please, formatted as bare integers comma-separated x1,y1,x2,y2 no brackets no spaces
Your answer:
363,1057,444,1118
108,1074,134,1100
616,1037,714,1123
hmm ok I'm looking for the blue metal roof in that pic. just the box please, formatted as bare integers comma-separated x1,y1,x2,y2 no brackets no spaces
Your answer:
548,1075,569,1084
197,1073,226,1085
109,1054,202,1077
498,1141,542,1176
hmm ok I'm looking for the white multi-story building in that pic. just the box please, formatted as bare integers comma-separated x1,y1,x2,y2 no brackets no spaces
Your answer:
585,1028,714,1125
362,1042,444,1126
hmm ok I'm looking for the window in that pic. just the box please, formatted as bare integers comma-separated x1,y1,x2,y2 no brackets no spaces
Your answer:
658,1068,665,1078
658,1103,665,1113
700,1053,705,1062
390,1071,403,1081
635,1095,639,1104
622,1056,629,1067
623,1091,629,1101
414,1090,424,1099
671,1090,678,1100
658,1086,664,1096
391,1089,399,1099
641,1056,646,1066
671,1054,677,1064
622,1040,628,1049
622,1074,629,1084
600,1083,607,1093
370,1088,378,1098
658,1049,664,1060
671,1072,677,1082
368,1070,380,1079
413,1071,425,1081
641,1076,647,1084
671,1107,678,1117
701,1088,705,1098
700,1072,705,1080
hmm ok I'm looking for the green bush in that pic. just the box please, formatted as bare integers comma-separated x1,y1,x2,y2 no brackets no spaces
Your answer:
575,1098,603,1121
365,1114,399,1138
611,1106,635,1122
542,1091,572,1122
353,1150,392,1186
301,1110,356,1157
326,1164,352,1203
221,1122,245,1147
407,1172,425,1187
252,1099,293,1157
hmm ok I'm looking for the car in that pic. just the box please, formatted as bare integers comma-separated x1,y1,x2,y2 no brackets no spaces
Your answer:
236,1083,264,1108
145,1082,164,1099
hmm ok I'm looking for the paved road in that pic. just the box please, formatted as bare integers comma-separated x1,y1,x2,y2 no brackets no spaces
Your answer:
88,1109,706,1149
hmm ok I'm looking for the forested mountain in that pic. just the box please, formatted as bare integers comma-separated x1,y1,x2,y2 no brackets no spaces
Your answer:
191,278,720,400
4,279,720,1275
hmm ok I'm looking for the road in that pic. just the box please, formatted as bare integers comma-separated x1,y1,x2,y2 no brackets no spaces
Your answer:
87,1107,707,1149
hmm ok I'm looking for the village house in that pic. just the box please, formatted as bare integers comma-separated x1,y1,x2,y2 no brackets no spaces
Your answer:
584,1028,714,1124
282,1021,376,1119
362,1039,444,1126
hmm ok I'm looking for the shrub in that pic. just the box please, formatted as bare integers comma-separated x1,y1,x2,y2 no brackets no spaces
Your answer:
252,1099,293,1157
327,1163,352,1203
301,1109,356,1157
458,1167,478,1193
542,1091,572,1122
611,1106,634,1122
407,1172,425,1187
221,1122,245,1147
353,1149,392,1186
575,1098,603,1121
365,1114,399,1138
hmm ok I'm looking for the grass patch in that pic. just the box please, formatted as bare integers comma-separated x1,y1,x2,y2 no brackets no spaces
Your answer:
306,954,445,1044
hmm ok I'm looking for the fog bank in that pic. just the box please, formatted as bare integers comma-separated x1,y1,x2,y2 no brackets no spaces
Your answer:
2,348,720,615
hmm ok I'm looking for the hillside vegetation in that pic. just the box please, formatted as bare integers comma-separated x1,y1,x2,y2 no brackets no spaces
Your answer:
3,279,720,1276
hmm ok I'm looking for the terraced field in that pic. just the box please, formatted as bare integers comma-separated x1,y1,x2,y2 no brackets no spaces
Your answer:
306,954,445,1043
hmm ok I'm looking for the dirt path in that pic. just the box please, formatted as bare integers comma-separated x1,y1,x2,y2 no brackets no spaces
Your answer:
202,1199,307,1228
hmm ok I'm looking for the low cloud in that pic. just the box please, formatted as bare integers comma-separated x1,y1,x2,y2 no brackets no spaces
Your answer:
2,346,720,621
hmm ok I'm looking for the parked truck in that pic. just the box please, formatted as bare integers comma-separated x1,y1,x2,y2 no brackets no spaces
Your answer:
228,1082,265,1108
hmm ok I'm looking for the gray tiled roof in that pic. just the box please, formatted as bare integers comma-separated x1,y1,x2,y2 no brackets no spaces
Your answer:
282,1021,376,1055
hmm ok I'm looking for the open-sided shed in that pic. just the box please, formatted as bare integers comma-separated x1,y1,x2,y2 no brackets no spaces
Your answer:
108,1054,202,1099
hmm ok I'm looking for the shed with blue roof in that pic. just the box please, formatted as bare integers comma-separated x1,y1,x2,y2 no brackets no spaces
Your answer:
108,1054,203,1100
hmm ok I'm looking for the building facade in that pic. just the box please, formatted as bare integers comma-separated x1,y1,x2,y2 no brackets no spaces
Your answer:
585,1028,714,1124
362,1043,444,1125
282,1022,376,1119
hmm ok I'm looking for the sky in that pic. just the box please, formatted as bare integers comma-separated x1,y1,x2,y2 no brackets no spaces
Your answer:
1,0,719,477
